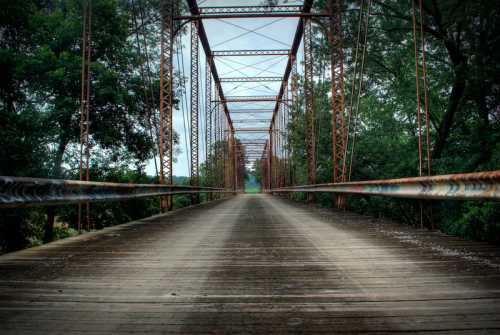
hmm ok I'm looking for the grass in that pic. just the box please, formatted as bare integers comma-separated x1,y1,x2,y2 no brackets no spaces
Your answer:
244,186,261,194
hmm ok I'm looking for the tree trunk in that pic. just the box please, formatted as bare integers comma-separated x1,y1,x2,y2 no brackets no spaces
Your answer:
432,67,466,159
43,207,55,243
42,136,68,243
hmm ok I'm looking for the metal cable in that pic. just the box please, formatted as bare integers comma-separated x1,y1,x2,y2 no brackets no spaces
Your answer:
348,0,372,181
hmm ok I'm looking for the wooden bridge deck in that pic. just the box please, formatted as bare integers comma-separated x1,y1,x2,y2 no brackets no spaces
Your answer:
1,194,500,334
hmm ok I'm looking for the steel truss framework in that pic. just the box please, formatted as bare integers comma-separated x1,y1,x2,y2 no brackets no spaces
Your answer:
220,77,283,83
2,0,498,236
329,0,347,207
159,0,174,211
96,0,346,199
198,5,303,15
212,49,290,57
190,21,200,202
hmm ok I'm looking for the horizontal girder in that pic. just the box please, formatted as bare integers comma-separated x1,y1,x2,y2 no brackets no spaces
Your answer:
229,109,274,113
232,119,271,123
198,5,303,15
233,128,271,132
212,49,290,57
220,77,282,83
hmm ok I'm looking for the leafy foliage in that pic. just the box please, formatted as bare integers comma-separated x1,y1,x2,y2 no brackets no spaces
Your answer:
254,0,500,242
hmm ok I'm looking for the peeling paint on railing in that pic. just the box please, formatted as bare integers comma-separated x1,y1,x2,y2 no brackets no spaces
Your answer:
0,176,228,208
269,171,500,200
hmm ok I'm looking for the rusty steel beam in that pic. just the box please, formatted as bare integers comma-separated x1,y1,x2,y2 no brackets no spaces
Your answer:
205,57,212,189
212,49,290,57
232,119,271,123
187,0,233,131
190,20,200,203
269,171,500,201
219,96,283,103
329,0,347,185
229,109,274,113
303,15,316,197
198,5,303,14
0,177,228,208
225,95,277,100
220,77,282,83
175,13,328,20
233,128,271,132
159,0,175,211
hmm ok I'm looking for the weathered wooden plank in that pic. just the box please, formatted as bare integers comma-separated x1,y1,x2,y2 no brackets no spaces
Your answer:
0,194,499,334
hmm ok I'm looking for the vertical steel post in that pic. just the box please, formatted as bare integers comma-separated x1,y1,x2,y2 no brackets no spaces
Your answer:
290,57,298,186
219,105,224,190
205,58,212,195
190,21,200,204
224,119,229,190
284,84,289,187
78,0,92,232
231,131,237,193
303,17,316,201
328,0,347,208
159,0,174,211
268,133,273,190
217,101,222,191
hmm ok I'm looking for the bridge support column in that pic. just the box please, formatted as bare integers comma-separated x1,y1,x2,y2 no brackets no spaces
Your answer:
328,0,347,209
205,57,213,200
290,56,298,188
303,16,316,202
159,0,174,212
190,20,200,204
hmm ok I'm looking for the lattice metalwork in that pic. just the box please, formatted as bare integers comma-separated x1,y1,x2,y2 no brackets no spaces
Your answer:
159,0,174,211
303,17,316,192
190,21,200,202
329,0,346,185
229,109,274,113
291,56,298,112
212,49,290,57
205,57,212,188
220,77,282,83
198,5,303,15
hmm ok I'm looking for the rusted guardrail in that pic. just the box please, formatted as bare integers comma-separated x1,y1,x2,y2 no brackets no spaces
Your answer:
269,171,500,200
0,176,229,208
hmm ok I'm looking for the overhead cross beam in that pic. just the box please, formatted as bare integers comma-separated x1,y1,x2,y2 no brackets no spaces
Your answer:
212,49,290,57
233,128,272,132
229,109,274,113
233,119,271,123
175,4,329,20
198,5,303,14
222,98,278,103
220,76,282,83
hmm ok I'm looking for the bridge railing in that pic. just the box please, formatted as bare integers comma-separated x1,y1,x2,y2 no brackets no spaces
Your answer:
268,171,500,201
0,176,230,208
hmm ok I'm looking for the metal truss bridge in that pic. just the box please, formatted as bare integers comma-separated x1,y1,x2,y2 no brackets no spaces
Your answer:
0,1,500,333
